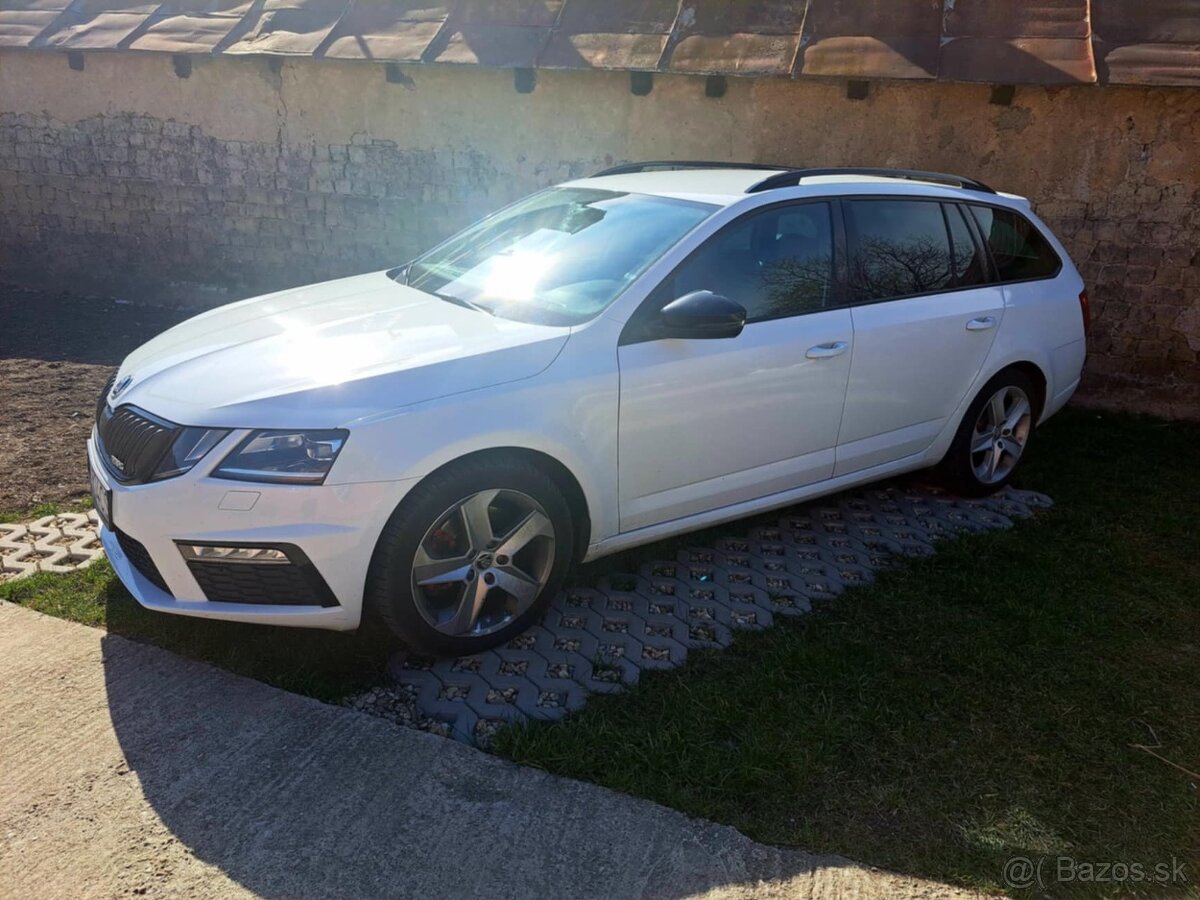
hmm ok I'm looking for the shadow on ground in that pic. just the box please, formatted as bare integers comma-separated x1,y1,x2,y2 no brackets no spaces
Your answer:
0,286,189,366
98,629,904,899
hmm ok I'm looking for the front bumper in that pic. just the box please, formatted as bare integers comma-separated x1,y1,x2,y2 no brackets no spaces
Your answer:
90,434,415,631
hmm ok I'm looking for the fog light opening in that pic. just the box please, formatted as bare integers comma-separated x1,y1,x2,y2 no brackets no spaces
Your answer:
179,545,290,564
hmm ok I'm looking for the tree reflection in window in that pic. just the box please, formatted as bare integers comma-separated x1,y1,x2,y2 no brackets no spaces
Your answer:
846,200,954,302
669,202,835,322
759,252,835,318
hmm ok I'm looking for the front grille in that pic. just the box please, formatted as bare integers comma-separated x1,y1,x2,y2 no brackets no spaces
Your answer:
96,404,179,484
115,528,172,596
186,554,338,607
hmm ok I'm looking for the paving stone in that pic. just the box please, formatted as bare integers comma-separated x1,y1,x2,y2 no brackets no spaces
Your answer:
0,511,104,582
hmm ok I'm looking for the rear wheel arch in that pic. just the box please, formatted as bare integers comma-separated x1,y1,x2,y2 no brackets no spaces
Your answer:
993,361,1047,422
938,366,1040,495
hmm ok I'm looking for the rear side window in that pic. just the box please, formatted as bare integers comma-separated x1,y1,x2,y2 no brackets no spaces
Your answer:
944,203,989,289
968,205,1061,282
844,199,954,302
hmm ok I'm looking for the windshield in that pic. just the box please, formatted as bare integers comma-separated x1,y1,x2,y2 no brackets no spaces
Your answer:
405,188,717,326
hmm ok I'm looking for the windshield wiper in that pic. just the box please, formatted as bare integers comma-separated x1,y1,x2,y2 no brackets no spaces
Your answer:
390,264,493,315
432,291,494,316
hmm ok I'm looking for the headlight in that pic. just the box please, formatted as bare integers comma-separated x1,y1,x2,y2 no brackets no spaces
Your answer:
212,429,348,485
154,427,230,480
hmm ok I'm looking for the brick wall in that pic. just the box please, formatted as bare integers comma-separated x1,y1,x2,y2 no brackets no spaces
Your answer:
0,111,523,302
1,52,1197,418
1048,197,1199,419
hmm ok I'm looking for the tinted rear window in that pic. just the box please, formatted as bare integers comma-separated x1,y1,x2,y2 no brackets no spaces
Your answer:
969,205,1061,282
945,203,989,289
844,199,953,302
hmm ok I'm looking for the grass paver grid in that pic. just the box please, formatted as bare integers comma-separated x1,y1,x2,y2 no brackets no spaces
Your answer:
347,483,1051,744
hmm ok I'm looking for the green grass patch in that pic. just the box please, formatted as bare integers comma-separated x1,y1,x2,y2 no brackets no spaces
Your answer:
0,559,391,701
497,409,1200,896
0,496,92,524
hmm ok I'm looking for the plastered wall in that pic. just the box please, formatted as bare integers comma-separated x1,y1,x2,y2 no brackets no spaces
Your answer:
1,52,1197,416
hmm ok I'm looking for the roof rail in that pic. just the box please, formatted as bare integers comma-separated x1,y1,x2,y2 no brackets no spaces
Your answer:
745,168,996,194
592,160,791,177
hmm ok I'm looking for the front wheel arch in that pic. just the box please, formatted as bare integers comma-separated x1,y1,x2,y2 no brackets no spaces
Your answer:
401,447,592,563
364,450,578,654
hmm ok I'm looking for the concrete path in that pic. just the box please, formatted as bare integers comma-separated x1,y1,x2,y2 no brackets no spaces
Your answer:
0,602,983,899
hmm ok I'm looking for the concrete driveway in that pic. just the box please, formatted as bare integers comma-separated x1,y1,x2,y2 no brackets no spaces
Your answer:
0,601,982,899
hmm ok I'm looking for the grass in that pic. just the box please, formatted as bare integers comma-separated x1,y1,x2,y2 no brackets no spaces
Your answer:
3,408,1197,894
0,496,92,524
0,560,392,701
496,408,1200,896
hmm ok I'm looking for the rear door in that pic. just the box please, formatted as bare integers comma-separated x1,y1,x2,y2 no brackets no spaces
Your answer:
617,201,853,532
835,197,1006,475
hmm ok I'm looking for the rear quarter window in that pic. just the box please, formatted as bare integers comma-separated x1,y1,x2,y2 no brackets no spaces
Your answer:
969,205,1061,282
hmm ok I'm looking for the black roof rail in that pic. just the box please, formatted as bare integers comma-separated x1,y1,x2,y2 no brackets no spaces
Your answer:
745,167,996,194
592,160,791,177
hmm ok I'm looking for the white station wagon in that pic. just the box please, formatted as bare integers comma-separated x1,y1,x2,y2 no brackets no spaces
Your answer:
90,164,1088,655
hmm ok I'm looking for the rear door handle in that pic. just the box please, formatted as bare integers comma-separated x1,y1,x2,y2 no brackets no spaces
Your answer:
805,341,849,360
966,316,997,331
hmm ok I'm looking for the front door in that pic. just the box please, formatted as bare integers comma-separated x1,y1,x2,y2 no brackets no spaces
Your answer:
617,201,853,532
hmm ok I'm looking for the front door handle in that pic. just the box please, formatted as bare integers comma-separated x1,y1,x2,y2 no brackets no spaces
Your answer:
805,341,849,360
966,316,997,331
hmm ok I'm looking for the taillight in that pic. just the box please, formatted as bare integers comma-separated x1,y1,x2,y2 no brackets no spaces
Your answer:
1078,289,1091,336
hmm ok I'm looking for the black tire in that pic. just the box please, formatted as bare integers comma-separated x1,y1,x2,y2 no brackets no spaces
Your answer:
937,368,1038,497
365,454,574,656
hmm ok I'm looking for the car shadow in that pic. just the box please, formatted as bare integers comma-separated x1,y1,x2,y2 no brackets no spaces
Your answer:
0,286,190,366
98,629,840,899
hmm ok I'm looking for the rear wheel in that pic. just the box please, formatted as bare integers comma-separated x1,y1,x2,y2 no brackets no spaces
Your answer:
366,455,573,655
938,369,1037,496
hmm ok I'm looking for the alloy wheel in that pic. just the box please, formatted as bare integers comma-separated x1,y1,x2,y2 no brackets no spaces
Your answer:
410,488,556,637
971,385,1032,485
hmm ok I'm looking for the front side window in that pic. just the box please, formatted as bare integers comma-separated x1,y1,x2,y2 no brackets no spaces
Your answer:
845,199,954,303
658,201,836,322
969,205,1061,282
405,188,716,325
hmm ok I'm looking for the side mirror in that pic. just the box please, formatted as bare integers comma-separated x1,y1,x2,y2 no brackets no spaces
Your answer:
656,291,746,340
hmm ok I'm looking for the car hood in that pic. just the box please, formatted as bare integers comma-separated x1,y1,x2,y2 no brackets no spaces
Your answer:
111,271,571,428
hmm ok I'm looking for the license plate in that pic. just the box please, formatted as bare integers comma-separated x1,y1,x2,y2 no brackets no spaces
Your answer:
89,461,112,530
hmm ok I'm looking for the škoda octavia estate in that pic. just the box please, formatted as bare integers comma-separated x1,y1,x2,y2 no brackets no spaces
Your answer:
90,164,1088,654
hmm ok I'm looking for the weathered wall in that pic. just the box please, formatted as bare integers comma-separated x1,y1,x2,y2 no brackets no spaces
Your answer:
1,51,1197,416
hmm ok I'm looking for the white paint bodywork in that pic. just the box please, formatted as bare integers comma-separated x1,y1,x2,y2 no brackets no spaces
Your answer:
96,170,1086,630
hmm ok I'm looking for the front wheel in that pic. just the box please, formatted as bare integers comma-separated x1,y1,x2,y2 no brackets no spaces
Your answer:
937,369,1037,496
365,455,574,656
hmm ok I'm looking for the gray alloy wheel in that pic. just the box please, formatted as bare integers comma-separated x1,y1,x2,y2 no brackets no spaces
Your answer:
366,453,574,655
935,367,1039,497
970,385,1033,485
410,488,556,638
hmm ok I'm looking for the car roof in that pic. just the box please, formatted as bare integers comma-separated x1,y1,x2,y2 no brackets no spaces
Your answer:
561,167,1021,207
561,168,790,204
